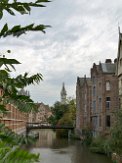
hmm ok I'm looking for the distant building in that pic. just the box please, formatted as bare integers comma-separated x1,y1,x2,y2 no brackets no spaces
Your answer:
60,83,67,104
18,88,30,96
29,103,52,124
76,76,92,132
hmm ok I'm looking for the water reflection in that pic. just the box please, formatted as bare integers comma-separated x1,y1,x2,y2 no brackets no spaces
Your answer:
31,129,112,163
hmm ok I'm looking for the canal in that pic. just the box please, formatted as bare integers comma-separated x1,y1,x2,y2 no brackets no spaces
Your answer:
30,129,112,163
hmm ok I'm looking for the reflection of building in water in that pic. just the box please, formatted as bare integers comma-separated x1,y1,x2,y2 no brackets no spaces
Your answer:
35,129,56,148
29,103,52,124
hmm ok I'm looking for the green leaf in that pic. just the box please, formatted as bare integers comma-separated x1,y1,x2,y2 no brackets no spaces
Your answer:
0,104,7,114
0,11,3,19
36,0,51,3
6,8,15,16
0,23,8,37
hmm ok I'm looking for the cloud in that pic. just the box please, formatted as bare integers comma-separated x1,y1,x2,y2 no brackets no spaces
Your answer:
0,0,122,105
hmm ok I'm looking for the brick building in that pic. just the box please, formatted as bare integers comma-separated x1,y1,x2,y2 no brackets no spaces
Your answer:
0,88,28,134
76,76,92,133
29,103,52,124
91,59,118,136
76,59,119,137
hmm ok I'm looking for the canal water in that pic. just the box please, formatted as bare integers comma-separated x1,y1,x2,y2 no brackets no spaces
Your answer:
30,129,112,163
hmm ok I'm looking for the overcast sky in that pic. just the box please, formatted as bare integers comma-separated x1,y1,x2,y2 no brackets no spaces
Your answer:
1,0,122,105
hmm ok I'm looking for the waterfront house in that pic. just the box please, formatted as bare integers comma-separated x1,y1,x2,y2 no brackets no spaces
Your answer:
76,76,92,135
91,59,118,136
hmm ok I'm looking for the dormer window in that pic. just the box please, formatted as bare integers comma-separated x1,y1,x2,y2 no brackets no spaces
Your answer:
106,81,110,91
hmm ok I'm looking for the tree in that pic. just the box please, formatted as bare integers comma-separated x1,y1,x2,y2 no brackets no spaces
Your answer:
50,99,76,138
49,101,69,126
0,0,51,162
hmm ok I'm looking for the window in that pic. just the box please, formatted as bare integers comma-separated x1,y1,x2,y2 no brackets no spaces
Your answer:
93,86,96,96
106,115,111,127
106,97,111,109
92,76,95,84
92,116,98,129
98,97,102,110
93,101,96,110
84,104,87,112
99,116,101,127
106,81,110,91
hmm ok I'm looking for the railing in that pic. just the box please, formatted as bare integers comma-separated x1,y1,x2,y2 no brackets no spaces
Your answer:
26,122,74,130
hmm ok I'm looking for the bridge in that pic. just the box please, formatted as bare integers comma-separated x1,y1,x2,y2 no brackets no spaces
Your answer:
26,122,74,132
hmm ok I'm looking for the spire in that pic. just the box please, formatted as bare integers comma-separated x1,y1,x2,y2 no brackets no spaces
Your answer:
60,82,67,104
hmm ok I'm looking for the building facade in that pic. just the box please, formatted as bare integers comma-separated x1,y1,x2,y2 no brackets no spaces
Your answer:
29,103,52,124
0,87,29,134
76,76,92,133
116,30,122,108
91,59,118,136
76,59,119,137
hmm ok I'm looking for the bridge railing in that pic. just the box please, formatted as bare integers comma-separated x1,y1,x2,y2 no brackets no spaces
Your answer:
26,123,74,129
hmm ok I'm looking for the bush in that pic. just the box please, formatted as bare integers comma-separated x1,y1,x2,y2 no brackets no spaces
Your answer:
90,136,107,154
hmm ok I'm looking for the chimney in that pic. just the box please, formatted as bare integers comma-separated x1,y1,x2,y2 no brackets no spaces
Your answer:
105,59,112,63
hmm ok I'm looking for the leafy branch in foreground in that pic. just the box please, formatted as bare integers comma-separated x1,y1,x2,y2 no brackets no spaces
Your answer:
0,123,39,163
0,23,51,38
0,0,51,37
0,56,42,162
0,0,51,162
0,0,50,18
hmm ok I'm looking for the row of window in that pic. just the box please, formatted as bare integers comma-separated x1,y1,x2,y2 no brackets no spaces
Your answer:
91,115,111,128
93,81,111,97
92,97,111,110
92,76,111,90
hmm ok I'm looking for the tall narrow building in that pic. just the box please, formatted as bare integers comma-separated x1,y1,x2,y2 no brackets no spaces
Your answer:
76,76,92,134
60,83,67,104
116,29,122,108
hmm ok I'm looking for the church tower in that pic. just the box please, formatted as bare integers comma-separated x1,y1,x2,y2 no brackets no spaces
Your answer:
60,82,67,104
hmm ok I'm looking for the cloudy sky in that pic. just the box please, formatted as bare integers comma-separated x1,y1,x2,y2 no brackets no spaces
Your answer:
1,0,122,105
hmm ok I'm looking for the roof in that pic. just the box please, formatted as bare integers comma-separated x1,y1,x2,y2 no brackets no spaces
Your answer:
77,77,91,87
101,63,116,73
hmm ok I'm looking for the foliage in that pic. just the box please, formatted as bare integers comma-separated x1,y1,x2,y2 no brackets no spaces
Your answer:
48,101,69,125
57,99,76,126
0,56,42,113
0,123,39,163
81,128,92,146
89,136,107,154
107,109,122,156
0,0,51,37
53,99,76,138
0,0,51,162
0,56,42,162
